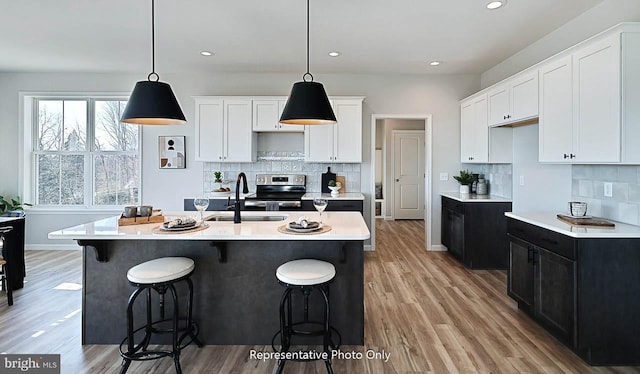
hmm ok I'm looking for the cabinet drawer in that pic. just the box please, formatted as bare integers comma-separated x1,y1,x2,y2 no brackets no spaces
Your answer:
442,196,463,214
507,219,576,260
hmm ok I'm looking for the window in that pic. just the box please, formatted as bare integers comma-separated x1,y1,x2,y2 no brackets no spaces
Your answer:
32,97,140,208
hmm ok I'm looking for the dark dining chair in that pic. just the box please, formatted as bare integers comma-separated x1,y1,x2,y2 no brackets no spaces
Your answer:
0,226,14,306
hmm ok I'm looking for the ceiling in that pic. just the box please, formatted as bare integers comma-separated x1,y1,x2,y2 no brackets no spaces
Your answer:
0,0,603,75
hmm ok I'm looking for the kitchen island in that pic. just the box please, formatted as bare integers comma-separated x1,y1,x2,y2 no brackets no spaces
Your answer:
48,211,369,346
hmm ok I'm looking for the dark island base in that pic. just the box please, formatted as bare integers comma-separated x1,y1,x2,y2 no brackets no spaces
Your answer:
82,240,364,346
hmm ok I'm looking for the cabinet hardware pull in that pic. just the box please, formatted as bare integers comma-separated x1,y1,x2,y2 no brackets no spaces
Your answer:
570,153,576,159
503,115,507,120
563,153,569,159
507,115,511,119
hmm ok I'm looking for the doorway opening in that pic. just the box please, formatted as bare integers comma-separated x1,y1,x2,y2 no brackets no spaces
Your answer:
370,114,433,251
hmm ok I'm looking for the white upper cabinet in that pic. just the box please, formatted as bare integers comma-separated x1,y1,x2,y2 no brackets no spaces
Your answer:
194,97,256,162
304,98,364,163
487,70,538,127
572,34,621,163
460,94,489,163
539,56,574,162
539,32,635,163
510,71,539,122
252,98,304,132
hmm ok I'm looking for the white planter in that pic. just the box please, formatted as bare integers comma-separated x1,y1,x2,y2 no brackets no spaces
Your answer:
459,185,470,194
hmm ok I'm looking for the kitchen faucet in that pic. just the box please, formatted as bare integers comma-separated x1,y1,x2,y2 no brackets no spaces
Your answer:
234,172,249,223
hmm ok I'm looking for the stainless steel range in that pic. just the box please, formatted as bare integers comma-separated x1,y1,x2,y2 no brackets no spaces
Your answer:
244,174,306,210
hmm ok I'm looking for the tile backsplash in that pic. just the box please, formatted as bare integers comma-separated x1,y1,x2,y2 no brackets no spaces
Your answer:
572,165,640,225
203,151,361,193
464,164,513,198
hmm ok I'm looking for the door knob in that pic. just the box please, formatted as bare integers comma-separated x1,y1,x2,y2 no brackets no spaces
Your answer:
395,179,400,182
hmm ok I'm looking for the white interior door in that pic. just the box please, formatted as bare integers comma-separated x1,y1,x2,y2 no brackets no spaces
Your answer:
393,130,425,220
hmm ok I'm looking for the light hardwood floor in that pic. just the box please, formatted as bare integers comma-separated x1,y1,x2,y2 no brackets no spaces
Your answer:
1,220,639,373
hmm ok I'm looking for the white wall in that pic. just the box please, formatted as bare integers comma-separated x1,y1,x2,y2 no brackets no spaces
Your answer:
511,124,571,212
481,0,640,87
0,71,479,248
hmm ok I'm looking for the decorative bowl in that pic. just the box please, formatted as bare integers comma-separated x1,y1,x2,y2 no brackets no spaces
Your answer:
568,201,588,217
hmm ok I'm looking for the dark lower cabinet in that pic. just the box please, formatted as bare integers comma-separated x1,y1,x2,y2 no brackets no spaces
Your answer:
507,235,534,310
301,199,363,214
535,247,576,347
441,196,512,269
507,218,639,366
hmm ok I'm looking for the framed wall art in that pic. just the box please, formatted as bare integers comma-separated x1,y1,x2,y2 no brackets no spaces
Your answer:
158,136,186,169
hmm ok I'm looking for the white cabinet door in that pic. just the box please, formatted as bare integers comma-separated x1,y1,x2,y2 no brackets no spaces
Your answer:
194,98,224,161
573,35,621,162
460,94,488,163
487,84,510,126
333,99,362,162
460,100,475,162
252,99,304,132
305,124,334,162
539,56,573,162
473,95,489,163
224,100,253,162
252,100,280,131
510,70,539,122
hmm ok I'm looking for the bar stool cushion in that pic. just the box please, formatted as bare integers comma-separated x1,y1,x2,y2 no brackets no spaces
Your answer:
276,259,335,286
127,257,195,284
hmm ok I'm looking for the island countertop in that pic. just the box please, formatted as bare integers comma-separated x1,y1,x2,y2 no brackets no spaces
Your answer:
48,210,370,241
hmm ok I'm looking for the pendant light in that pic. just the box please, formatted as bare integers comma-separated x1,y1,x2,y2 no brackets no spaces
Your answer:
279,0,336,125
121,0,186,125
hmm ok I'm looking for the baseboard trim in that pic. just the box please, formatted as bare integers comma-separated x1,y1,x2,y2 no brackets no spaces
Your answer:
364,244,374,251
428,244,447,252
26,244,81,251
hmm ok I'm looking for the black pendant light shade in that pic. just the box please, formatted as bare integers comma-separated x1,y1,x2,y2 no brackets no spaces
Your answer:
121,80,186,125
279,0,336,125
120,0,185,125
280,81,336,125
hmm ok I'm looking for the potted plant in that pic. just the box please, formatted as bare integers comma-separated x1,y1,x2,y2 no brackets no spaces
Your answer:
213,171,223,184
0,195,32,217
453,170,474,194
328,180,341,196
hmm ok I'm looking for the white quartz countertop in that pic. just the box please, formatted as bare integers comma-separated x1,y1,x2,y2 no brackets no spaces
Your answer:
441,192,512,203
302,193,364,200
505,212,640,238
48,211,370,241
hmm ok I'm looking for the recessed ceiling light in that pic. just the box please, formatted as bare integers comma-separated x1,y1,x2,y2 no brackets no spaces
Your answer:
328,51,341,57
200,51,213,56
486,1,506,10
429,61,441,66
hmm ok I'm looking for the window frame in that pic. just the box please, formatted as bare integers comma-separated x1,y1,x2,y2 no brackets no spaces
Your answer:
21,93,141,211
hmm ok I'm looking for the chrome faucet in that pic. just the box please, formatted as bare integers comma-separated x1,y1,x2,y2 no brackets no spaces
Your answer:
234,172,249,223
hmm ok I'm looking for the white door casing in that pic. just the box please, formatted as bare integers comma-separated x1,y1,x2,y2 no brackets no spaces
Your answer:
393,130,425,220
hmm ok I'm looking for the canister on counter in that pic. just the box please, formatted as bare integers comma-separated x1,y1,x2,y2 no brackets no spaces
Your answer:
477,178,488,195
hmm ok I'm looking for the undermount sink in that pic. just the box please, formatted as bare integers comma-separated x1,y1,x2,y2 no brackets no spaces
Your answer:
206,214,287,222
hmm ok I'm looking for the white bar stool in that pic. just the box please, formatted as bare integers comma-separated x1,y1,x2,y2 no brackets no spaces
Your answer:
119,257,202,374
272,259,341,374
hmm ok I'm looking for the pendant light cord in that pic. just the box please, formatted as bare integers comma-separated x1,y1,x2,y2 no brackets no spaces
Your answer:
303,0,313,82
148,0,159,82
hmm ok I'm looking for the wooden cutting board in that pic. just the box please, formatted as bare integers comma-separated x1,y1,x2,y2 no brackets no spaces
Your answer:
336,176,346,193
556,214,615,227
